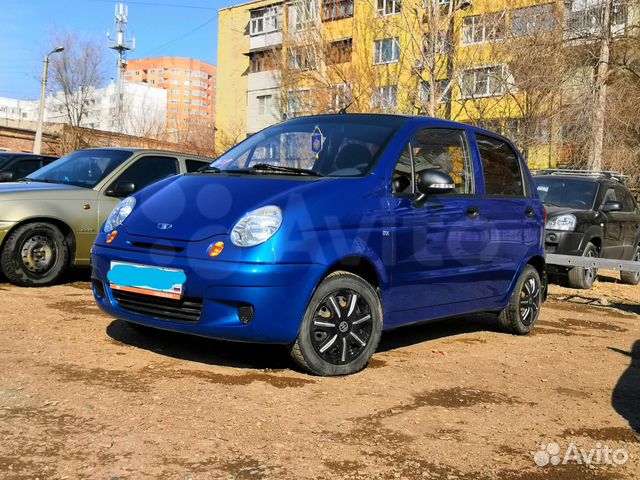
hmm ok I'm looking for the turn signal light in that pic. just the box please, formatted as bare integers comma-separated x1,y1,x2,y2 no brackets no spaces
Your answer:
208,241,225,257
106,230,118,244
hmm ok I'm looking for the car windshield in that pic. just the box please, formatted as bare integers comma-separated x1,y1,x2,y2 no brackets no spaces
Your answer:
209,116,404,177
27,150,134,188
534,177,599,209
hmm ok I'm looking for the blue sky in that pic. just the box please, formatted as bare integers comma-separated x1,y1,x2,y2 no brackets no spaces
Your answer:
0,0,237,99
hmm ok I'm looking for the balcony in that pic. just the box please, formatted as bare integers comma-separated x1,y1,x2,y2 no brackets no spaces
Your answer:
564,1,629,42
249,30,283,51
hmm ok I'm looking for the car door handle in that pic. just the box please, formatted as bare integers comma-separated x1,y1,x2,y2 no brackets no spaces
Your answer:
467,206,480,218
525,207,535,218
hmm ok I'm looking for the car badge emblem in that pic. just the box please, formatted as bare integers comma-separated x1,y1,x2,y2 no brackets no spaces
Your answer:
157,223,173,230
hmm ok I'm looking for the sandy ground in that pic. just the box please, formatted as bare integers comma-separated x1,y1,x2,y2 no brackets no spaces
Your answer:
0,270,639,479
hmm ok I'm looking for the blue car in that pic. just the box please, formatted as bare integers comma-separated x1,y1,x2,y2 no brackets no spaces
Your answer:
91,114,545,376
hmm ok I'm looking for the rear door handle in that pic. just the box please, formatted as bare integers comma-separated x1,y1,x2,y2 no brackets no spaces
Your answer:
525,207,535,218
467,206,480,218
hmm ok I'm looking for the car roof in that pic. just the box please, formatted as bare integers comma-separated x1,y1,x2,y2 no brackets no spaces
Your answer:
73,147,214,160
0,152,57,158
285,114,516,145
532,170,628,186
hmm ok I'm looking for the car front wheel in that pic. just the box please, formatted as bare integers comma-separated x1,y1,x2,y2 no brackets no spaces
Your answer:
567,242,598,290
0,222,69,287
289,271,383,376
620,246,640,285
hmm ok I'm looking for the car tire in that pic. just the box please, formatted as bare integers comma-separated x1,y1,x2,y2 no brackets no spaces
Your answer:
0,222,69,287
289,271,383,376
620,246,640,285
567,242,598,290
497,265,542,335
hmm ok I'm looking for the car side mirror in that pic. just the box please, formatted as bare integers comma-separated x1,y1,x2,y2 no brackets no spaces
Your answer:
602,201,623,213
417,169,455,196
106,181,136,197
0,171,14,182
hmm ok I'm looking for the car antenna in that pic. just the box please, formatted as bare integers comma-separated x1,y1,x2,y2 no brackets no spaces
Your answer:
338,80,377,114
338,100,354,115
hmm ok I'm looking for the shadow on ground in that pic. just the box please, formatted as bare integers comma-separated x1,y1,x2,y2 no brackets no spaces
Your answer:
107,313,502,371
611,340,640,436
0,267,91,289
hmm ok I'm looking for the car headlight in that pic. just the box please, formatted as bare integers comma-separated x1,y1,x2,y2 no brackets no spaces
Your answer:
546,214,577,232
104,197,136,233
231,205,282,247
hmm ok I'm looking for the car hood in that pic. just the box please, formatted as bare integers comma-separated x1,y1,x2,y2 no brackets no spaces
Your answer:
0,181,91,198
544,205,591,218
125,174,329,242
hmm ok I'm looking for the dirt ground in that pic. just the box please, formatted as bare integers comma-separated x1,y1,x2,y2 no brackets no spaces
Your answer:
0,270,639,480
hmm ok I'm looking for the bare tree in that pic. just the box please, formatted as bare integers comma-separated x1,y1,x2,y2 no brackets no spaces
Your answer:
48,32,108,150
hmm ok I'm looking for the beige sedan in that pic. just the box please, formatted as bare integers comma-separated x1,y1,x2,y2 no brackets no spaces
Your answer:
0,148,213,286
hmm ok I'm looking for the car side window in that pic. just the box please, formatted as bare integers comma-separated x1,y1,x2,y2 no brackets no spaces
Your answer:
392,128,473,195
6,159,42,179
111,156,179,193
603,188,617,206
186,160,209,172
614,186,635,212
476,134,524,197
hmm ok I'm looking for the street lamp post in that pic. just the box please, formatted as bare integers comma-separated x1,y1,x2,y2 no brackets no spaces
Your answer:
33,46,64,154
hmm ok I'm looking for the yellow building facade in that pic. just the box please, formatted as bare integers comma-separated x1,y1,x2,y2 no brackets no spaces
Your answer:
216,0,631,168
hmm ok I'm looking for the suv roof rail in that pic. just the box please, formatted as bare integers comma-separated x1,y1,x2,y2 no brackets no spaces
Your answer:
532,169,629,184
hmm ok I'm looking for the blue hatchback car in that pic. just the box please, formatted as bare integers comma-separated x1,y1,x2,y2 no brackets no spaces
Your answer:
92,114,545,376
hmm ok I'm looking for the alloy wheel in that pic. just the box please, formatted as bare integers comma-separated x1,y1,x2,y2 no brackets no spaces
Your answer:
310,289,373,365
519,277,541,326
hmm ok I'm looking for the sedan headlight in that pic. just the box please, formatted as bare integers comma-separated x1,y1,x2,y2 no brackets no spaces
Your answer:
231,205,282,247
104,197,136,233
546,214,577,232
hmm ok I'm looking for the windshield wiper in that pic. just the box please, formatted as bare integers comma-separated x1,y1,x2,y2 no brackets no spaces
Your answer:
197,166,222,174
23,178,60,184
249,163,323,177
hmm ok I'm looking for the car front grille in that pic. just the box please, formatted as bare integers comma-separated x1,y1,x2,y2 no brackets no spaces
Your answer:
112,289,203,323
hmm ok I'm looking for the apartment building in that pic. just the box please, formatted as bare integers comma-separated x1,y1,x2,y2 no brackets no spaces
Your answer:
0,82,166,138
216,0,637,167
124,57,216,140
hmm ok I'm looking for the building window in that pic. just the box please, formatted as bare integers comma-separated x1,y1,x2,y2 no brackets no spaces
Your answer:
461,65,506,98
421,79,450,105
322,0,354,21
289,46,316,70
331,83,352,111
376,0,401,16
250,49,279,73
462,13,506,44
294,0,320,30
327,38,352,64
171,89,179,94
250,5,282,35
287,89,312,116
372,85,397,110
257,95,273,115
373,38,400,64
511,4,555,37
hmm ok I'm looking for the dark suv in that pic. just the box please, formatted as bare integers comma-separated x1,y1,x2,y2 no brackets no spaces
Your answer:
0,152,58,182
533,170,640,289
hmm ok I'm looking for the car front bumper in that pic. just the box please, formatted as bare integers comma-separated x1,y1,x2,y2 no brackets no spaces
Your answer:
91,244,326,344
544,230,585,256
